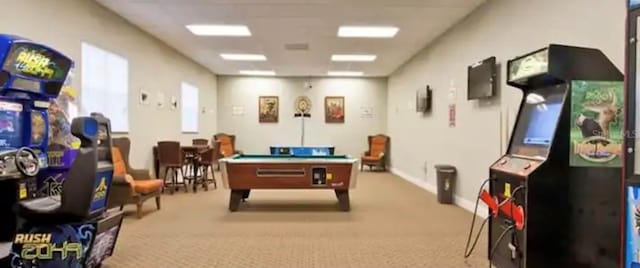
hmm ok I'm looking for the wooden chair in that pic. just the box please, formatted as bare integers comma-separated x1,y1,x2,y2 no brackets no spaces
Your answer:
157,141,188,194
361,134,390,171
192,139,209,146
198,147,217,190
108,137,163,219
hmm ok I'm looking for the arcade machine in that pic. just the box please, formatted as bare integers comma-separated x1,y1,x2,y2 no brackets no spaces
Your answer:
9,114,124,268
0,34,73,266
626,1,640,267
465,45,623,267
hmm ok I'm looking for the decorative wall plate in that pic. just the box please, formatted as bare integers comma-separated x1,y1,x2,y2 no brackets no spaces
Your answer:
295,96,312,114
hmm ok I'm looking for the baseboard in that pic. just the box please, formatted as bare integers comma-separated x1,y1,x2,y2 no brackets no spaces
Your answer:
390,167,487,218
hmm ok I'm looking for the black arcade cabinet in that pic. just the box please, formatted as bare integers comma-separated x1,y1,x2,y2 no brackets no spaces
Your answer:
5,114,124,268
481,45,623,268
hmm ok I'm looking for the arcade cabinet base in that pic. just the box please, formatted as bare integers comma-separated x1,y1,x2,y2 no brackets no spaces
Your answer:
10,209,124,268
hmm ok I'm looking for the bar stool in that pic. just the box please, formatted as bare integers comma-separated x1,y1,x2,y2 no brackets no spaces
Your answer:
157,141,187,194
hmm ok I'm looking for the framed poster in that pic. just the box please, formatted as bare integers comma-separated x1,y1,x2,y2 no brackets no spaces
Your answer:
325,96,345,123
569,80,623,167
258,96,279,123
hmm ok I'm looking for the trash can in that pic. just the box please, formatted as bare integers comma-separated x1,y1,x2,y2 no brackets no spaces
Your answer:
435,165,456,204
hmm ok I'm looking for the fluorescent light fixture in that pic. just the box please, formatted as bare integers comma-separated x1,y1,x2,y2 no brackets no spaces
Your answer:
239,70,276,76
338,26,399,38
220,53,267,61
331,54,377,62
327,71,364,76
186,24,251,36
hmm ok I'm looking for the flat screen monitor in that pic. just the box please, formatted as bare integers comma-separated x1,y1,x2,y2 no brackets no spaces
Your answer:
468,56,496,100
509,85,567,158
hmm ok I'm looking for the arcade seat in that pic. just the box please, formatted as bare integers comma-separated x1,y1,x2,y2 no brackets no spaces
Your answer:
15,117,99,224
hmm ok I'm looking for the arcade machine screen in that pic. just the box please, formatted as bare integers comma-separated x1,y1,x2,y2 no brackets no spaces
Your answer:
509,88,566,159
0,101,22,148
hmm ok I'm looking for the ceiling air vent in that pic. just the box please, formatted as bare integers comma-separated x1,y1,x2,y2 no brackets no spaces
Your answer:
284,43,309,51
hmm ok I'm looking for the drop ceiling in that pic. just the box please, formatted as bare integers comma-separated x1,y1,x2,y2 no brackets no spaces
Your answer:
95,0,485,77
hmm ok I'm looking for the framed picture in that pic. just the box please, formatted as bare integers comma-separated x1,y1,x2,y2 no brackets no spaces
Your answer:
259,96,279,123
325,96,345,123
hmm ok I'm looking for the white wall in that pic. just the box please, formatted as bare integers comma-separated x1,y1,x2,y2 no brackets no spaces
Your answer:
0,0,218,170
387,0,625,207
217,76,387,157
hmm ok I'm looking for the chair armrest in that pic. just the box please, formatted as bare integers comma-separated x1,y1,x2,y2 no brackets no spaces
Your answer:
129,169,152,180
107,183,135,208
110,176,135,197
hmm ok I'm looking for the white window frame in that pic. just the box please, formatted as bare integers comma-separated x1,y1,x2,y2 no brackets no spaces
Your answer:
181,82,199,133
80,42,129,132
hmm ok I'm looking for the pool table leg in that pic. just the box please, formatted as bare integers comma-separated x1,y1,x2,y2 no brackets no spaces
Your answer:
242,190,251,202
229,190,243,212
334,190,350,212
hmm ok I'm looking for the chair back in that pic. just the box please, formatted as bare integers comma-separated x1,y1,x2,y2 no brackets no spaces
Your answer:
157,141,182,166
368,134,389,157
112,137,132,172
214,133,236,157
199,148,216,165
60,116,100,219
192,139,209,146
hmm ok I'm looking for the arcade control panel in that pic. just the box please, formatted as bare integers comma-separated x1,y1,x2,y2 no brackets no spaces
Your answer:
491,156,541,177
488,155,535,267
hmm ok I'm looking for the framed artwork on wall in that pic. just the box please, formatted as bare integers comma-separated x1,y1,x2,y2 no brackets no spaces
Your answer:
325,96,345,123
259,96,279,123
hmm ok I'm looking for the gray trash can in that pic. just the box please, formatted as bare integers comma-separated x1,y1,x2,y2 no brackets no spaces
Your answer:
435,165,456,204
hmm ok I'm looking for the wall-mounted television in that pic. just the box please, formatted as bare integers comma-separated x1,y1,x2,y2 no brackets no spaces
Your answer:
416,85,432,113
467,56,497,100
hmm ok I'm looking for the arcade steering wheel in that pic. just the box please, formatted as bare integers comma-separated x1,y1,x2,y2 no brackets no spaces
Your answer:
15,147,39,177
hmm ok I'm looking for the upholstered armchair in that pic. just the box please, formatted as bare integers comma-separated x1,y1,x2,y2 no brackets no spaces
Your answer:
214,133,242,158
361,134,390,171
108,137,163,218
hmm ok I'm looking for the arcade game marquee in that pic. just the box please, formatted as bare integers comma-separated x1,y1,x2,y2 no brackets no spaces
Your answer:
0,35,123,268
464,45,624,267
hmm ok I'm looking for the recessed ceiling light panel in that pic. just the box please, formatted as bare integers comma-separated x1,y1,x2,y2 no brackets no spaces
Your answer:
239,70,276,76
331,54,377,62
186,24,251,36
337,26,398,38
220,54,267,61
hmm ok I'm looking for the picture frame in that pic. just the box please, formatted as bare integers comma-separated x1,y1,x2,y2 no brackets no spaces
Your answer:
258,96,279,123
325,96,345,123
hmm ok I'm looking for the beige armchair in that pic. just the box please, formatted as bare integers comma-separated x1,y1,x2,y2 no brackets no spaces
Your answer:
108,137,163,218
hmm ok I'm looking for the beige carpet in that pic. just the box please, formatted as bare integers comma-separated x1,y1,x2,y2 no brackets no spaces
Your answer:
103,171,488,268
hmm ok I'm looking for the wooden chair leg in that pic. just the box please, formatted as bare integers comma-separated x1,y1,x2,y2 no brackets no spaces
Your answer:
136,203,143,219
211,166,217,189
119,205,124,211
155,196,161,210
180,168,188,192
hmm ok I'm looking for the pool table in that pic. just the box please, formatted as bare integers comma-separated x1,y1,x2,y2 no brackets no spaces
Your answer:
219,154,359,212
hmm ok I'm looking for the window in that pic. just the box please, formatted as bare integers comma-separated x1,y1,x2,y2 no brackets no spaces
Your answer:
181,82,199,133
81,43,129,132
